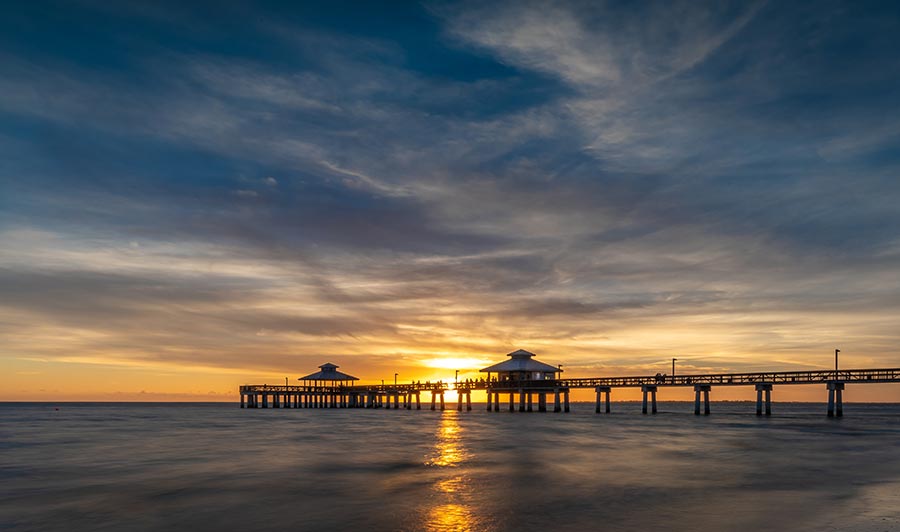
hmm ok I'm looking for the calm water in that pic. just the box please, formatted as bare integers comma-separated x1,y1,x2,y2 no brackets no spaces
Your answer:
2,402,900,532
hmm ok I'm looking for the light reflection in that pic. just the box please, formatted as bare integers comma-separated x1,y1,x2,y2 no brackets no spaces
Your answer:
426,503,476,532
427,414,465,467
425,413,483,531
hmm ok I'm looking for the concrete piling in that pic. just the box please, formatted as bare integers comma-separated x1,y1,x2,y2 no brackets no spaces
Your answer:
827,382,845,417
694,385,711,415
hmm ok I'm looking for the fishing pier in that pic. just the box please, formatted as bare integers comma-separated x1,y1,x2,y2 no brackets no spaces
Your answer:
239,350,900,417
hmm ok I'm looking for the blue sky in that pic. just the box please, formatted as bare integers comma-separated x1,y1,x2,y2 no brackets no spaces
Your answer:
2,0,900,398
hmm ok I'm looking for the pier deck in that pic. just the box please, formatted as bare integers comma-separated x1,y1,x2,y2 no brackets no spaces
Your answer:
240,367,900,417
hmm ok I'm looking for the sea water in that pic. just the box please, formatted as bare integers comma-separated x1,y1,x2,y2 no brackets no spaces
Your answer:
2,402,899,531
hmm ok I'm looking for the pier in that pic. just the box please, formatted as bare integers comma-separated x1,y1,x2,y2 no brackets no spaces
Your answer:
239,351,900,417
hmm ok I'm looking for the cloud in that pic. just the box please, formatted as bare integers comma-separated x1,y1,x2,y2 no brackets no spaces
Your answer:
2,0,900,389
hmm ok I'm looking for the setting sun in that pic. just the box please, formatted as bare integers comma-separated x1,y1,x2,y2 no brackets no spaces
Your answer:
422,357,493,371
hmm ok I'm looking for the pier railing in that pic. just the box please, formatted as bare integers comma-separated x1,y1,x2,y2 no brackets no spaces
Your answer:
464,367,900,390
240,382,450,393
543,367,900,389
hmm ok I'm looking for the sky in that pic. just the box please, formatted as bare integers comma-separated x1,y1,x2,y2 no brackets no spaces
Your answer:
2,0,900,401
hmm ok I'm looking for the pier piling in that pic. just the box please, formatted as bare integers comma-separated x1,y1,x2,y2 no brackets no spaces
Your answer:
755,384,773,416
827,382,845,417
694,385,711,415
641,385,658,414
595,386,611,413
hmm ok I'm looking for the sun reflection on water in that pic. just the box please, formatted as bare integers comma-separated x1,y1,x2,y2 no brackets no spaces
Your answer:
427,414,465,468
424,413,485,531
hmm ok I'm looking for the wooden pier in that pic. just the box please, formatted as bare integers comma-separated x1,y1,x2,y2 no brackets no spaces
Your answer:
239,352,900,417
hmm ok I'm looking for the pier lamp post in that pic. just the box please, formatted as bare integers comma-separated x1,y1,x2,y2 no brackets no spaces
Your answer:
672,358,678,383
835,349,840,378
394,373,398,386
455,370,459,384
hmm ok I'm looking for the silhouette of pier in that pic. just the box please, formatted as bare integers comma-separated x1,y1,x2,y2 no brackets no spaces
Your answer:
239,351,900,417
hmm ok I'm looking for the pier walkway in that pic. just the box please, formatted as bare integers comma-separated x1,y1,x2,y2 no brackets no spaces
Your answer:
240,367,900,417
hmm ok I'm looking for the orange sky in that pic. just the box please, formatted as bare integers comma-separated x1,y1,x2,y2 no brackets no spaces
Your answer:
5,346,900,403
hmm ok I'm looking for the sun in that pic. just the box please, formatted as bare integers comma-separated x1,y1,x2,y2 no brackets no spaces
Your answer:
422,357,491,371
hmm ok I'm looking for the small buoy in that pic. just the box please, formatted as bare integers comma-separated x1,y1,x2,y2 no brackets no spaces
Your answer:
54,407,59,411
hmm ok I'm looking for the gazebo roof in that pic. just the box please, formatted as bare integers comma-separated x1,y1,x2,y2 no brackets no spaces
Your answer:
299,362,359,381
480,349,561,374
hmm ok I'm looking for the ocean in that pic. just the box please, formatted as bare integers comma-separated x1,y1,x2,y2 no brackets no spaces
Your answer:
2,402,899,531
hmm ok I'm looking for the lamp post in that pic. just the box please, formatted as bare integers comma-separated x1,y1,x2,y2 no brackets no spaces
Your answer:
394,373,398,386
672,358,678,383
835,349,840,378
455,370,459,384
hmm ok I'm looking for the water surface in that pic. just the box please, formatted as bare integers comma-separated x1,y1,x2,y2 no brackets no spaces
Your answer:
2,402,899,531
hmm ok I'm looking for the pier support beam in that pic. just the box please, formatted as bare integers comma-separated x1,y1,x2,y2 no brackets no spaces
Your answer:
527,392,533,412
240,394,245,408
509,392,514,412
494,391,500,412
564,390,570,413
466,391,472,412
641,385,658,414
827,382,845,417
538,392,547,412
694,385,711,415
486,391,493,411
554,389,561,413
595,386,611,413
755,384,773,416
519,389,526,412
457,392,463,412
440,392,445,411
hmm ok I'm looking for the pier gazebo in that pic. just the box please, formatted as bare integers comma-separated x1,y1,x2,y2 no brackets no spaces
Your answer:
298,363,358,408
481,349,562,383
299,362,359,385
480,349,569,413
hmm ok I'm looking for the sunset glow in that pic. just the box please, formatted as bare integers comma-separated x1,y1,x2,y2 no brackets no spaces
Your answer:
2,1,900,403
